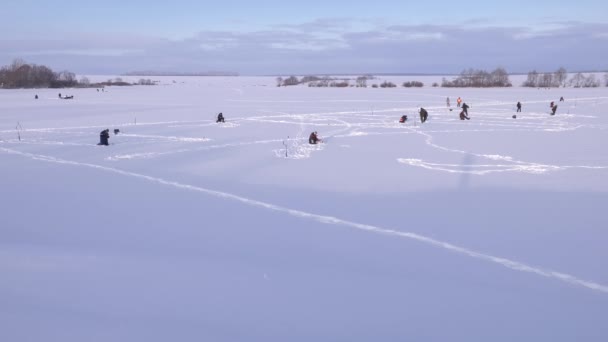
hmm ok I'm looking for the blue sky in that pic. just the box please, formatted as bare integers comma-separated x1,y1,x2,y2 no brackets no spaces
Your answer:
1,0,607,74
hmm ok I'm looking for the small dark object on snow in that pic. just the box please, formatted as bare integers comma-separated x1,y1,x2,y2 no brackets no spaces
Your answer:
399,115,408,123
35,94,38,99
114,129,120,135
58,93,62,98
560,96,564,102
216,112,225,123
98,129,110,146
512,115,517,119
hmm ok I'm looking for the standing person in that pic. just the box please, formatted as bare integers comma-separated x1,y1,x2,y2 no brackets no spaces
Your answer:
216,112,225,123
457,97,462,108
560,96,564,102
419,107,428,123
551,104,558,115
550,101,554,109
516,101,522,112
446,97,451,107
461,102,470,116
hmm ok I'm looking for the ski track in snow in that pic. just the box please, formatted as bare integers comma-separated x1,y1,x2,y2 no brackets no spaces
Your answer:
2,145,608,294
396,128,608,175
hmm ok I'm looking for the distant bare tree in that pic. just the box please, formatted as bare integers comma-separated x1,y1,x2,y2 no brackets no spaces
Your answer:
276,77,283,87
582,74,600,87
356,76,368,87
491,67,510,86
10,58,27,72
523,70,539,87
604,73,608,87
79,76,90,86
569,73,585,88
282,76,299,86
554,67,568,87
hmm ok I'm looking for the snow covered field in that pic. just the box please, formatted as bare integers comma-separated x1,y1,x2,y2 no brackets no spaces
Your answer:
1,76,608,341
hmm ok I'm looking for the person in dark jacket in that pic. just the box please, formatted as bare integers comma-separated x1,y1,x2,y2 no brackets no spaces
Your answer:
309,131,321,144
516,101,522,112
98,129,110,146
551,104,558,115
419,107,428,123
216,112,225,123
462,102,470,115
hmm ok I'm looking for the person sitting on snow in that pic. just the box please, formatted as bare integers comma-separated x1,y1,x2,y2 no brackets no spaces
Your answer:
309,131,321,144
216,112,225,123
98,129,110,146
399,115,408,123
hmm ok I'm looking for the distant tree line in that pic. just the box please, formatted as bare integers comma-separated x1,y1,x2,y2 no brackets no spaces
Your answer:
403,81,424,88
567,73,601,88
277,75,425,88
442,68,512,87
523,68,605,88
0,59,157,89
522,67,568,87
0,59,79,88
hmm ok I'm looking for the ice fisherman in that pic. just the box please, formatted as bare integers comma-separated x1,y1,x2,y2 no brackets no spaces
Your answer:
98,129,110,146
457,97,462,108
419,108,428,123
309,131,321,144
399,115,408,123
217,112,225,123
516,101,522,112
460,103,471,120
551,104,558,115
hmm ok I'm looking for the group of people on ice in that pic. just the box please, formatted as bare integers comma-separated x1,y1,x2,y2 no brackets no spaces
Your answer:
398,95,565,125
96,95,567,147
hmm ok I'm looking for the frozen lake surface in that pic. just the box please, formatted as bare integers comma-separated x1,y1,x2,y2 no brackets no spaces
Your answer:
1,76,608,341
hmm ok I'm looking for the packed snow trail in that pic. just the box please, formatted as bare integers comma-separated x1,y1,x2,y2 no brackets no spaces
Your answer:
2,146,608,295
397,127,608,174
